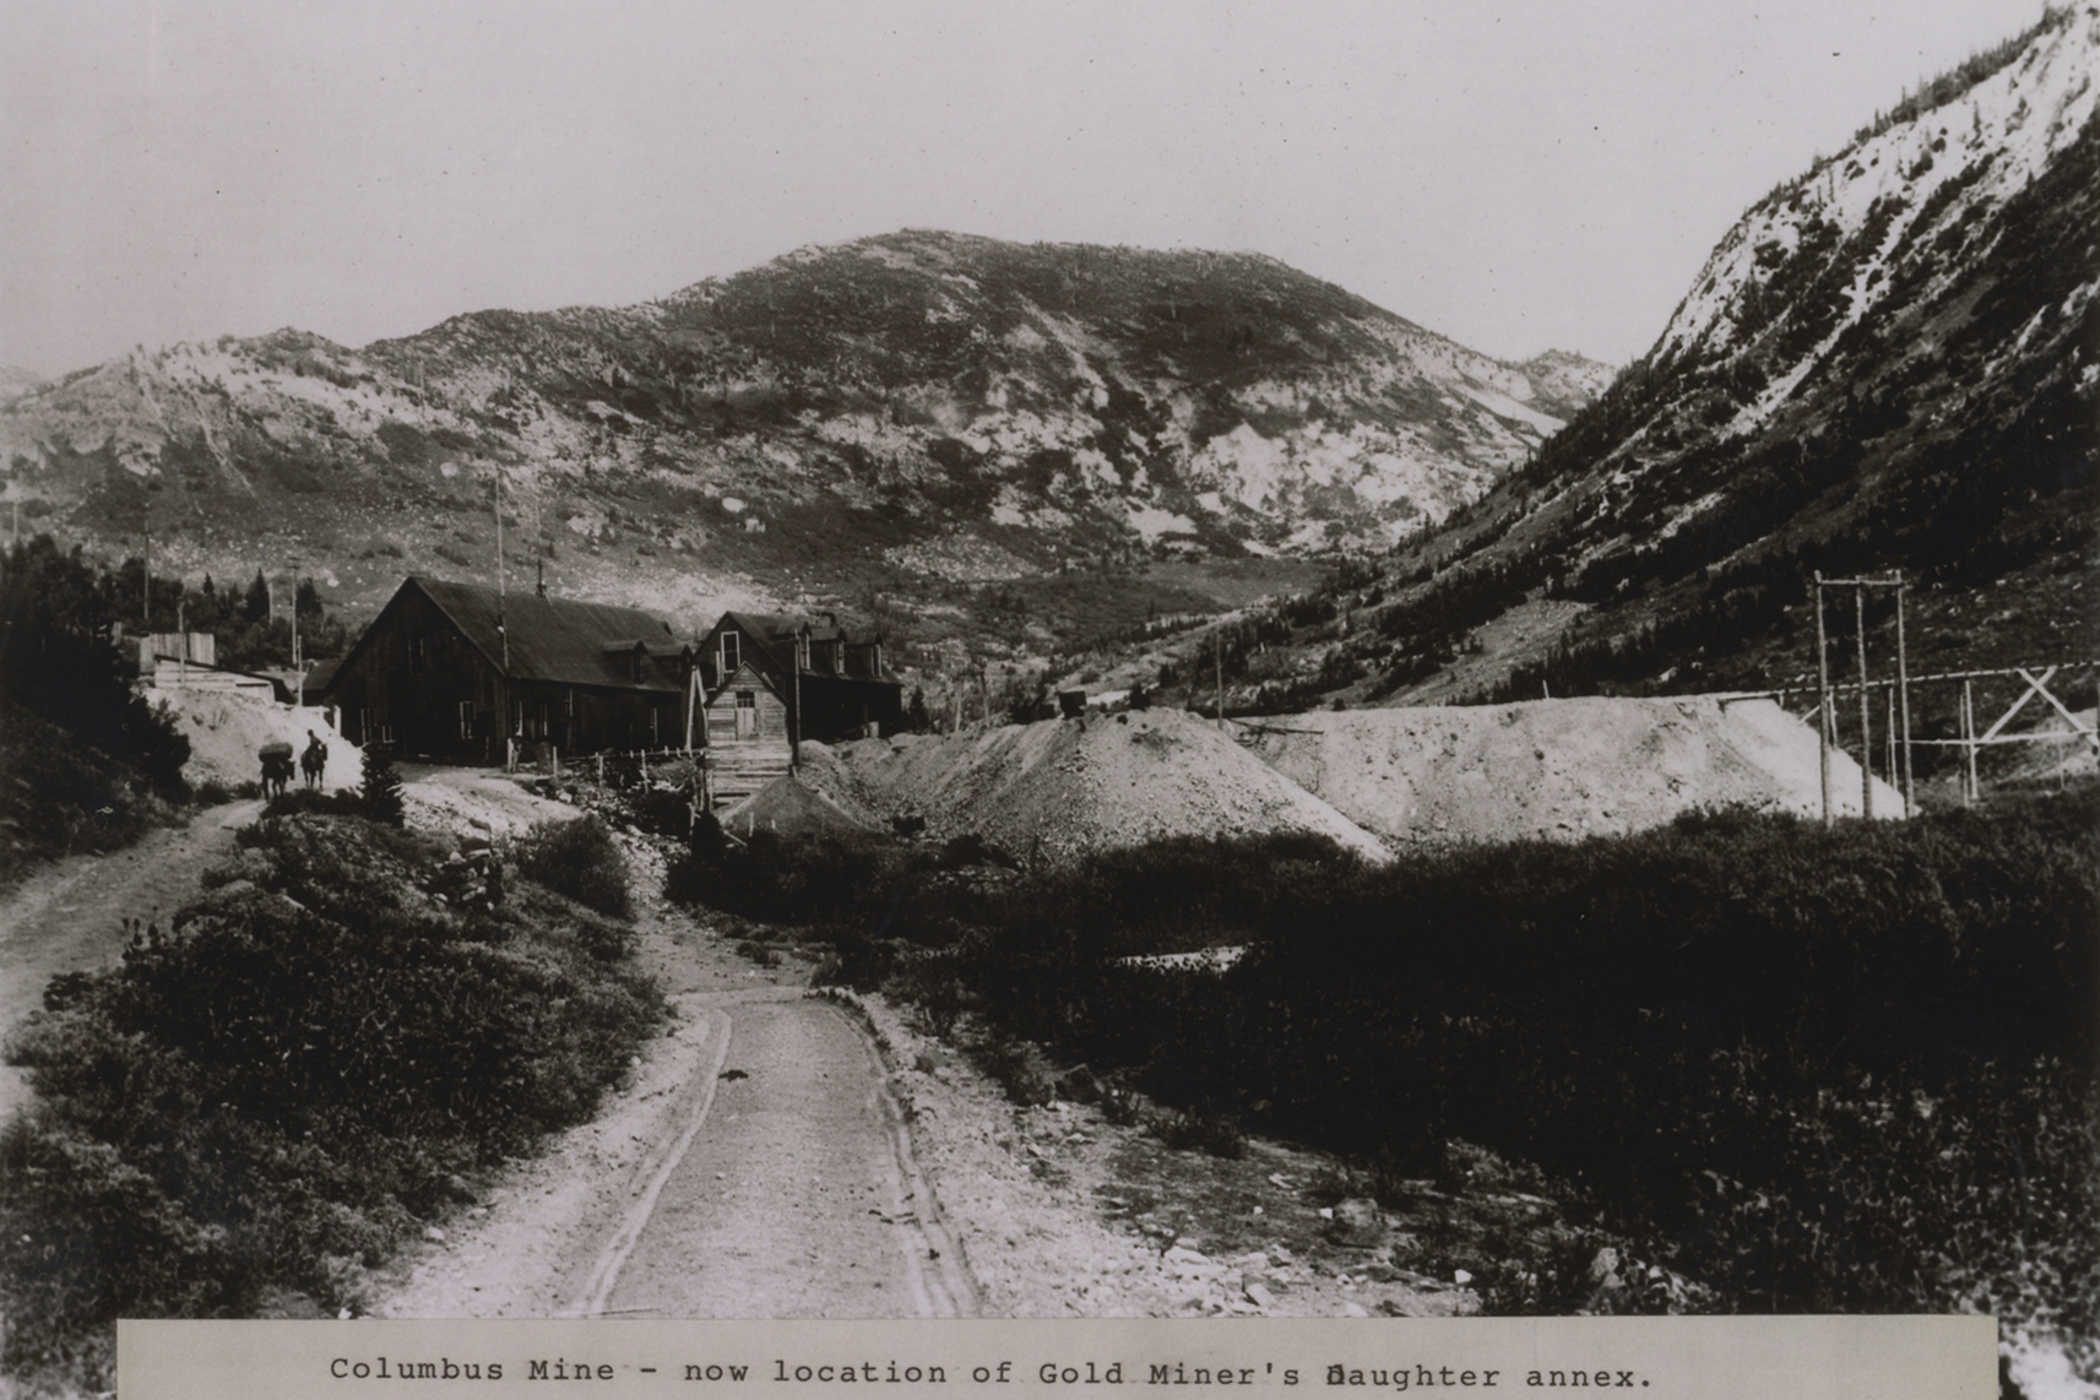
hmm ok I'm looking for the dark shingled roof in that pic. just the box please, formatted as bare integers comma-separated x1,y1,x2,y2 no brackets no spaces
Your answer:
713,609,895,682
410,577,687,693
302,657,343,695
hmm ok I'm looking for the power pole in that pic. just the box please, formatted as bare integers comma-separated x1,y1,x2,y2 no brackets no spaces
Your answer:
1894,573,1914,816
1855,584,1872,820
1813,573,1832,826
290,576,302,706
493,472,508,672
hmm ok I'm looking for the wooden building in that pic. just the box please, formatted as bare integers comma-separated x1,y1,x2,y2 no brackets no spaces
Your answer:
330,576,691,760
695,611,903,802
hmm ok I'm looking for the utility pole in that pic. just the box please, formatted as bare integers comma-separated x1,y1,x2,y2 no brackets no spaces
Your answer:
493,472,508,672
291,575,302,707
1855,584,1872,819
1214,628,1224,731
1894,574,1914,816
1813,573,1832,826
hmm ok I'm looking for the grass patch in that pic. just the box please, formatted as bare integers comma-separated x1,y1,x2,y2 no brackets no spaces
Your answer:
0,811,664,1393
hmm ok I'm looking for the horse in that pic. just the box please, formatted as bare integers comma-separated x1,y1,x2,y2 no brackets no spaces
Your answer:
300,733,328,791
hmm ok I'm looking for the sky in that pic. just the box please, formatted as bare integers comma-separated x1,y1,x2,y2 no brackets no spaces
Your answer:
0,0,2049,375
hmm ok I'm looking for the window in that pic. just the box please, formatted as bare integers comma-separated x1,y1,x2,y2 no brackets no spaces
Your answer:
721,631,739,673
457,700,475,742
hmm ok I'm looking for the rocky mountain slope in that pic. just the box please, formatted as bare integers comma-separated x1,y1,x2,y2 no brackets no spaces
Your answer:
0,233,1605,630
1198,5,2096,715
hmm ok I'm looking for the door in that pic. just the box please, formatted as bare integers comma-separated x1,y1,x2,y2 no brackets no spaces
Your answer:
735,690,757,739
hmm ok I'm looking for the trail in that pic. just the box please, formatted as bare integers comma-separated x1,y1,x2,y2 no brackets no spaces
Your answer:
583,989,974,1318
375,816,977,1322
0,799,262,1119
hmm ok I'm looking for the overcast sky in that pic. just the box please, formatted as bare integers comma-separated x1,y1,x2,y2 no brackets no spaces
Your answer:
0,0,2046,375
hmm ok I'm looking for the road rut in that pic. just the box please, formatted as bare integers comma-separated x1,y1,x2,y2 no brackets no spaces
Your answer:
582,990,974,1318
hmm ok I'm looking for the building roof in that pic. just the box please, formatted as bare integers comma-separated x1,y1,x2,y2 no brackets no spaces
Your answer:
302,657,343,695
708,609,897,684
405,576,688,693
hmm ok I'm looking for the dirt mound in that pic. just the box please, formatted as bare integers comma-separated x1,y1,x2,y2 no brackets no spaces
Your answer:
145,688,361,791
719,772,880,840
1239,695,1907,848
835,709,1389,866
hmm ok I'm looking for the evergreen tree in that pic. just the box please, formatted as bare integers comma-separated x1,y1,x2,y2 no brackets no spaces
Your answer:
243,569,270,625
904,685,932,733
361,743,405,826
295,578,322,620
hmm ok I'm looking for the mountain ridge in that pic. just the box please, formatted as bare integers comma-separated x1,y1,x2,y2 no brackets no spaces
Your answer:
1116,4,2097,718
0,231,1608,638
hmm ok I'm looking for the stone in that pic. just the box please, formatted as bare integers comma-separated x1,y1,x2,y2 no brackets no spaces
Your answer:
1244,1282,1276,1311
1322,1197,1388,1247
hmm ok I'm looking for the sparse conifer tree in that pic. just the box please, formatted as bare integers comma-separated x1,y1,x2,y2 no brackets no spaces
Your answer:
361,743,405,826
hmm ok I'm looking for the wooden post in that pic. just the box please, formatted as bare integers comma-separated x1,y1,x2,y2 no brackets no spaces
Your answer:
1894,577,1914,816
1961,679,1978,806
790,652,801,771
1885,687,1896,793
1214,628,1224,730
1855,584,1872,819
1814,574,1832,825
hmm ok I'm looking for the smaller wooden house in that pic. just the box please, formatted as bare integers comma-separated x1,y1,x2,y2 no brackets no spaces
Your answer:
695,611,903,803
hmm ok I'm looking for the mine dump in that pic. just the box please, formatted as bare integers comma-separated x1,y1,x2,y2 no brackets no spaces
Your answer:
827,708,1392,865
1235,694,1906,848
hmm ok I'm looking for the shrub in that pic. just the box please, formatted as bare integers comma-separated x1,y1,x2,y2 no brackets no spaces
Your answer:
0,810,663,1393
972,1033,1057,1107
360,745,404,826
1150,1108,1247,1159
871,793,2100,1346
514,816,632,919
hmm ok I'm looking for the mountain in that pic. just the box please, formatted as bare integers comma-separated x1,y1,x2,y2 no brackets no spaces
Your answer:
1231,5,2097,712
0,232,1606,633
0,367,42,408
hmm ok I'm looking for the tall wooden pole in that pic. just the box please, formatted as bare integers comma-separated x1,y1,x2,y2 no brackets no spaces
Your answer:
1855,584,1872,819
1962,679,1979,805
1814,574,1832,825
1894,577,1914,816
1885,686,1897,792
1214,628,1224,731
494,474,508,671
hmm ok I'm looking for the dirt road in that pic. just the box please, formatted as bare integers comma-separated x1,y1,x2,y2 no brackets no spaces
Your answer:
377,827,977,1321
583,990,974,1318
0,799,262,1119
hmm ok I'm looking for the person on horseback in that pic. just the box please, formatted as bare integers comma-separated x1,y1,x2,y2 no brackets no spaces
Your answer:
301,730,328,791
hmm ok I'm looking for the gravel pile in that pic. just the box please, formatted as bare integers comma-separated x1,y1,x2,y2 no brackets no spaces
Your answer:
717,770,880,840
1239,694,1906,848
835,710,1389,866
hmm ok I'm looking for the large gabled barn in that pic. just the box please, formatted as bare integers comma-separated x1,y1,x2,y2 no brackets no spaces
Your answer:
330,576,692,760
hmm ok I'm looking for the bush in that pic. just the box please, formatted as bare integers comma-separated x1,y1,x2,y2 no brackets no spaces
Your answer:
1150,1108,1247,1159
360,745,404,826
871,794,2100,1347
0,810,663,1393
514,816,632,919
